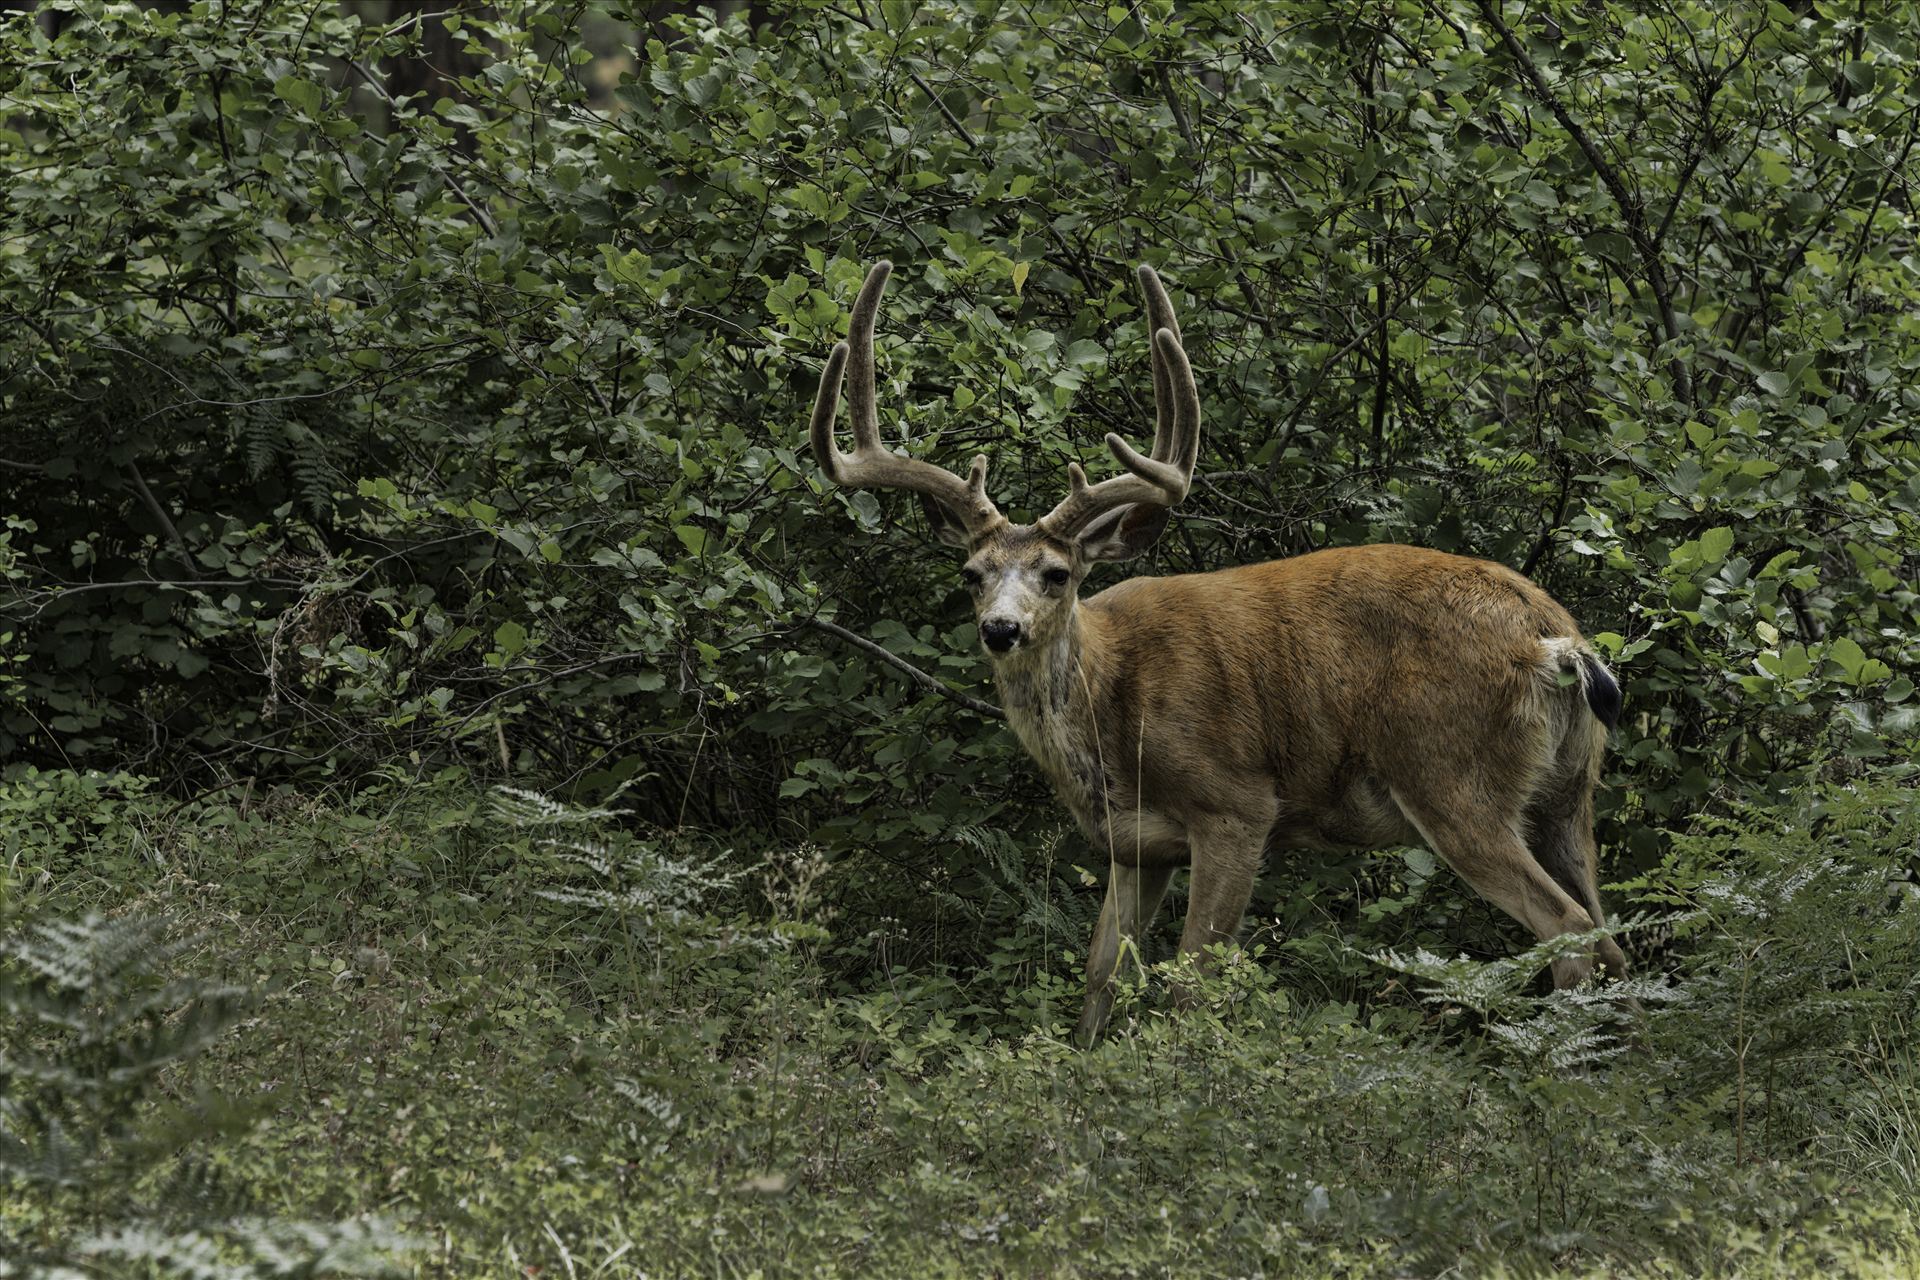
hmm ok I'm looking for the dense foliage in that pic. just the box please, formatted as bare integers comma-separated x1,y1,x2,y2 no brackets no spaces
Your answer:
1,1,1916,1275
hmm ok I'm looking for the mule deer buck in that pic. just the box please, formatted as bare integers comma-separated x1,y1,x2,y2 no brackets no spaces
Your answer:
808,260,1628,1045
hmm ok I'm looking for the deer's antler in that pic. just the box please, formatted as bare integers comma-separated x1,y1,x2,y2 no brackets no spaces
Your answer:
809,261,1004,537
1037,265,1200,540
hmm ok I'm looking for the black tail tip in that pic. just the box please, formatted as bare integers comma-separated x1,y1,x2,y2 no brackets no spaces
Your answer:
1581,653,1622,732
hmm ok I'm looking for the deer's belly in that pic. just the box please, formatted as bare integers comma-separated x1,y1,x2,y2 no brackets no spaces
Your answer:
1272,775,1420,852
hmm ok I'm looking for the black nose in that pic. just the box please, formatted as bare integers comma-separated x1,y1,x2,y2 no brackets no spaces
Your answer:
981,619,1021,652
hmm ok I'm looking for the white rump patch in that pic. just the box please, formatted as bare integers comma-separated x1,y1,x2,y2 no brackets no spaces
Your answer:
1525,635,1599,800
1537,635,1584,682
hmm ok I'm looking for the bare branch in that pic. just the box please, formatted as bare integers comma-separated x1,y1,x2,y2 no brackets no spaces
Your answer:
1157,63,1196,150
123,462,194,573
908,68,981,154
797,617,1004,721
346,59,499,238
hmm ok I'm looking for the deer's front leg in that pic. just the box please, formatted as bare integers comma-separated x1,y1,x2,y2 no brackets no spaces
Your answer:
1075,861,1176,1046
1172,816,1269,1002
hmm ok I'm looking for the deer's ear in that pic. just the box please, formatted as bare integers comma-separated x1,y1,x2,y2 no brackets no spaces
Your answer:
1076,503,1169,562
919,492,974,549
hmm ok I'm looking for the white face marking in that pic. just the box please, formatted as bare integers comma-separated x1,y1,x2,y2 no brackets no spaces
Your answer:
964,533,1077,658
979,568,1042,646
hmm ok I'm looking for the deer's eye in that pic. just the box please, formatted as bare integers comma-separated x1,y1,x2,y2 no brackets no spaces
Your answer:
961,567,984,589
1043,567,1071,587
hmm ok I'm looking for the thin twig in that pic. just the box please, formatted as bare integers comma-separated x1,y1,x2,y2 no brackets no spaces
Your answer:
797,617,1004,720
1158,62,1196,150
122,462,194,573
1842,107,1920,300
907,68,980,154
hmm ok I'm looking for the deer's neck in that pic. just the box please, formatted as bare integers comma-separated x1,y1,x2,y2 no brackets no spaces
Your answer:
993,607,1113,832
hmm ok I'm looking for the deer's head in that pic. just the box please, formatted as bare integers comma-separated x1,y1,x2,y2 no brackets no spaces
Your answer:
808,261,1200,659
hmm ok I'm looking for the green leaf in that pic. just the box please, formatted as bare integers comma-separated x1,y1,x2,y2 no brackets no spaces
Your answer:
1828,636,1865,679
1698,527,1734,566
1064,338,1106,367
272,76,324,115
494,621,529,657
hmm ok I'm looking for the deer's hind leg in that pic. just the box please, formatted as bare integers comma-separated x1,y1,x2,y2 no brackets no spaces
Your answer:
1526,784,1629,981
1390,784,1604,989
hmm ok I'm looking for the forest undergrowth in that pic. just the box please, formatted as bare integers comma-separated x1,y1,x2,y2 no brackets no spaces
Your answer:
2,769,1916,1277
4,1,1919,1275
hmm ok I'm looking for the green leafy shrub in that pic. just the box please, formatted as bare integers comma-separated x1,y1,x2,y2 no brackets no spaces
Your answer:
0,767,1910,1277
3,1,1914,876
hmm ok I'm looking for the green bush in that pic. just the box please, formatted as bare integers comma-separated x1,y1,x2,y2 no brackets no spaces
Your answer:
3,2,1915,848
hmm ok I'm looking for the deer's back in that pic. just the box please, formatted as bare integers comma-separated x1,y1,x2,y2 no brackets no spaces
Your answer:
1080,543,1590,834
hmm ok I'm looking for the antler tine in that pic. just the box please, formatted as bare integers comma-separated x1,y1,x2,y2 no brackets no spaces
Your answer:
808,261,1004,535
1137,265,1182,462
1038,269,1201,541
846,260,891,453
807,340,852,481
1159,325,1201,479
